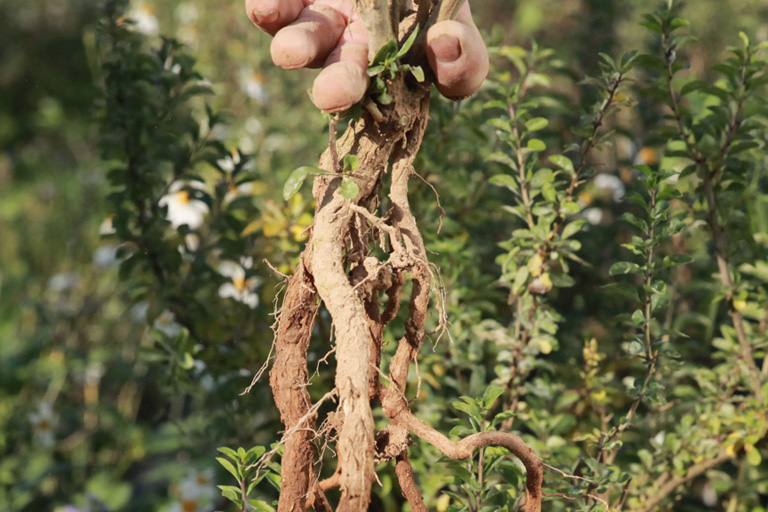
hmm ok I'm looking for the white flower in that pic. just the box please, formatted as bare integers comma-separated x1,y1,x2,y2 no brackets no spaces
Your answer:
130,301,150,322
153,311,183,338
239,67,268,103
100,215,116,236
583,207,603,225
224,180,254,204
667,172,680,186
239,135,256,154
701,481,718,507
48,273,77,292
218,259,261,309
129,2,159,35
167,500,201,512
29,402,56,447
177,25,199,46
175,3,199,25
199,374,216,392
184,234,200,252
263,134,287,154
244,117,263,136
216,152,240,173
85,362,106,385
159,182,209,230
93,244,119,267
181,468,216,501
594,173,625,201
167,468,216,512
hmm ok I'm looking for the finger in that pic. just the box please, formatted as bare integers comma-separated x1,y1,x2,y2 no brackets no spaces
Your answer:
245,0,306,36
312,17,369,112
426,2,489,99
271,3,347,69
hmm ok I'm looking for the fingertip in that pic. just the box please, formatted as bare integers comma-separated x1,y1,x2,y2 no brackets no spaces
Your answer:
245,0,303,36
312,61,369,113
427,19,489,99
271,27,317,69
270,4,347,70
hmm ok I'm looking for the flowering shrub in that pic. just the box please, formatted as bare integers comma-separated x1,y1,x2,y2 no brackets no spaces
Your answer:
1,0,767,511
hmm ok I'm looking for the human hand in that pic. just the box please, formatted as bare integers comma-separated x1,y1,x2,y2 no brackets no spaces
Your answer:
245,0,489,112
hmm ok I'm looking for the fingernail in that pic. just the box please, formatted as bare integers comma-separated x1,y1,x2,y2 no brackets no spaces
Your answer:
432,35,462,63
251,8,278,24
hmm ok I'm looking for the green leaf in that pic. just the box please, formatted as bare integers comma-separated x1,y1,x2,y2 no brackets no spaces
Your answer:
680,80,710,97
216,457,240,481
250,500,277,512
610,261,641,275
489,174,520,192
396,25,420,59
247,445,267,459
747,447,762,466
627,340,644,355
633,165,653,177
341,178,359,200
378,91,393,105
670,18,690,29
620,212,649,234
620,49,640,70
531,168,554,189
491,410,516,427
482,385,505,410
550,273,576,288
486,151,517,169
739,32,749,48
218,485,242,504
410,65,425,82
488,118,513,133
343,154,359,173
599,52,617,70
266,472,282,491
549,155,575,174
561,220,585,240
603,282,640,302
560,201,580,215
527,139,546,151
283,166,314,201
525,117,549,131
662,254,694,267
651,293,669,312
367,64,385,77
452,400,480,418
372,39,398,65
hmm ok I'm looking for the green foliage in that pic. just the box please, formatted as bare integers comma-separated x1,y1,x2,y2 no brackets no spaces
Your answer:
3,1,768,511
367,26,425,105
216,445,278,512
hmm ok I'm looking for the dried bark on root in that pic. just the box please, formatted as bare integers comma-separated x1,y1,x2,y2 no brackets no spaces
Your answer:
265,4,543,512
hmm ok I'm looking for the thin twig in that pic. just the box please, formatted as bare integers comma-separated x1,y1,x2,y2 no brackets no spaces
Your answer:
543,463,596,484
638,452,734,512
543,492,609,509
248,389,338,473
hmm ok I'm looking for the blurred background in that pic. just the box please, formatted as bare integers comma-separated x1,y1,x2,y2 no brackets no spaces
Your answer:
1,1,767,511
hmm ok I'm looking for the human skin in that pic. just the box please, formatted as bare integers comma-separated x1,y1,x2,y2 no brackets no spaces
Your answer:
244,0,489,112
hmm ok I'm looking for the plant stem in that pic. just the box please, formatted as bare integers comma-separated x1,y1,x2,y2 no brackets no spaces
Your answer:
702,176,763,400
638,452,734,512
662,20,763,402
